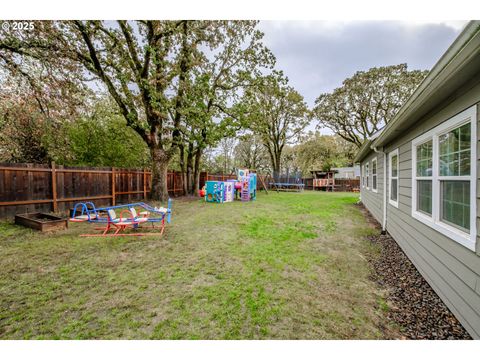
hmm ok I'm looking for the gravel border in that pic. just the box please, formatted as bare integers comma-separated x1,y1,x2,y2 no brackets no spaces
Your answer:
359,204,472,339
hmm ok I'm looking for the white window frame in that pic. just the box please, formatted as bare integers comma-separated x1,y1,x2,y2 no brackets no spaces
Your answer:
372,158,378,193
412,139,433,217
361,164,365,188
411,105,477,251
389,149,399,208
365,163,370,190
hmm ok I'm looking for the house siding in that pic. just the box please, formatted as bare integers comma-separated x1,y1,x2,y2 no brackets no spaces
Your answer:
360,78,480,338
360,152,384,225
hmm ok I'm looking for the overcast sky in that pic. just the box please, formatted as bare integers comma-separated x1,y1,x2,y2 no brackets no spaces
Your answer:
258,21,468,108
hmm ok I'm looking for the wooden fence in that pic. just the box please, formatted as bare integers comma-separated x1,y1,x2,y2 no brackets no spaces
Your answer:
0,162,271,218
0,162,359,218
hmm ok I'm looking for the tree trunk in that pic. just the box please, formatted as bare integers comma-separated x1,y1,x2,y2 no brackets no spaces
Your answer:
272,152,281,182
150,147,170,202
223,146,228,174
273,166,280,182
179,144,188,196
186,142,194,195
193,147,202,196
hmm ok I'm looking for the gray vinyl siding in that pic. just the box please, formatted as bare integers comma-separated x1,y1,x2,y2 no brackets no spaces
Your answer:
361,78,480,338
360,152,384,225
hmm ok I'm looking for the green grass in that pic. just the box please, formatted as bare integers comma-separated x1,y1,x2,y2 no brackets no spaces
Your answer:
0,191,394,339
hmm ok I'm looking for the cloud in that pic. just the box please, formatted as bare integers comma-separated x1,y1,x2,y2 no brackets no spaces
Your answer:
258,20,467,107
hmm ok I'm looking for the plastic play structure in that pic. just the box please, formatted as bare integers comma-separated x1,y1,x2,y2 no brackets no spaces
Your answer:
204,169,256,203
69,200,172,237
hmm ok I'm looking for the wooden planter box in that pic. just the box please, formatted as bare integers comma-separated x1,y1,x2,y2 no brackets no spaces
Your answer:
15,213,68,232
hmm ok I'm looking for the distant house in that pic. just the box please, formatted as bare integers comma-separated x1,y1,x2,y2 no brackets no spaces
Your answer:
331,166,360,179
354,21,480,339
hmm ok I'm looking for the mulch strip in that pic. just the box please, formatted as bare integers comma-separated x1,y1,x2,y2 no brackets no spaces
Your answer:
358,204,472,339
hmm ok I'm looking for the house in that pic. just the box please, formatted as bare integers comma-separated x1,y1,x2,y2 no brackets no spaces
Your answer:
331,166,361,179
354,21,480,339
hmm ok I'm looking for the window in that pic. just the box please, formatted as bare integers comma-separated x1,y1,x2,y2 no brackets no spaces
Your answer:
439,122,471,231
416,140,433,215
372,158,377,192
411,105,477,251
366,163,369,189
389,149,399,207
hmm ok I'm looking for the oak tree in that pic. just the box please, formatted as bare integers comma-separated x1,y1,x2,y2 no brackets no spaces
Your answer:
313,64,427,147
175,21,275,195
241,71,310,180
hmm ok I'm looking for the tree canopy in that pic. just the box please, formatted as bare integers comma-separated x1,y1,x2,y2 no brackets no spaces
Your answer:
313,64,427,147
234,134,269,172
294,132,356,175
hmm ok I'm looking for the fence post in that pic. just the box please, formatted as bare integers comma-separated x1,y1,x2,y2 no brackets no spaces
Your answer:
173,170,176,195
143,168,147,200
127,170,131,203
51,161,58,213
147,170,151,195
111,167,116,206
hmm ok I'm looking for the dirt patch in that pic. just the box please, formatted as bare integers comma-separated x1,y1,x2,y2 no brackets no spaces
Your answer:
358,204,472,340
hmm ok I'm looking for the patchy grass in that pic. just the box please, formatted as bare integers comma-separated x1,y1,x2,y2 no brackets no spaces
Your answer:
0,191,394,339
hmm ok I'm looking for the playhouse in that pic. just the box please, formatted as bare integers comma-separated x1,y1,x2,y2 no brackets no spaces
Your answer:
311,170,337,191
205,169,256,203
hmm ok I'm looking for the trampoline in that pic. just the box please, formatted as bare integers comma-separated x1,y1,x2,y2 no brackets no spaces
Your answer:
269,182,305,192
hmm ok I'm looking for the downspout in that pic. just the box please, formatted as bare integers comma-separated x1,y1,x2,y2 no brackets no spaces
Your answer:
373,146,387,234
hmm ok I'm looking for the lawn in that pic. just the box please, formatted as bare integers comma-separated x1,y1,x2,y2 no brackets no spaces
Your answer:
0,191,394,339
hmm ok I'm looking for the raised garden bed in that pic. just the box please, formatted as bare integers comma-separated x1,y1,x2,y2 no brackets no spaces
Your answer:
15,213,68,232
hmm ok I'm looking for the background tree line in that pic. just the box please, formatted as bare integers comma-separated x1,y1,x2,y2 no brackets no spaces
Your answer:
0,21,427,200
